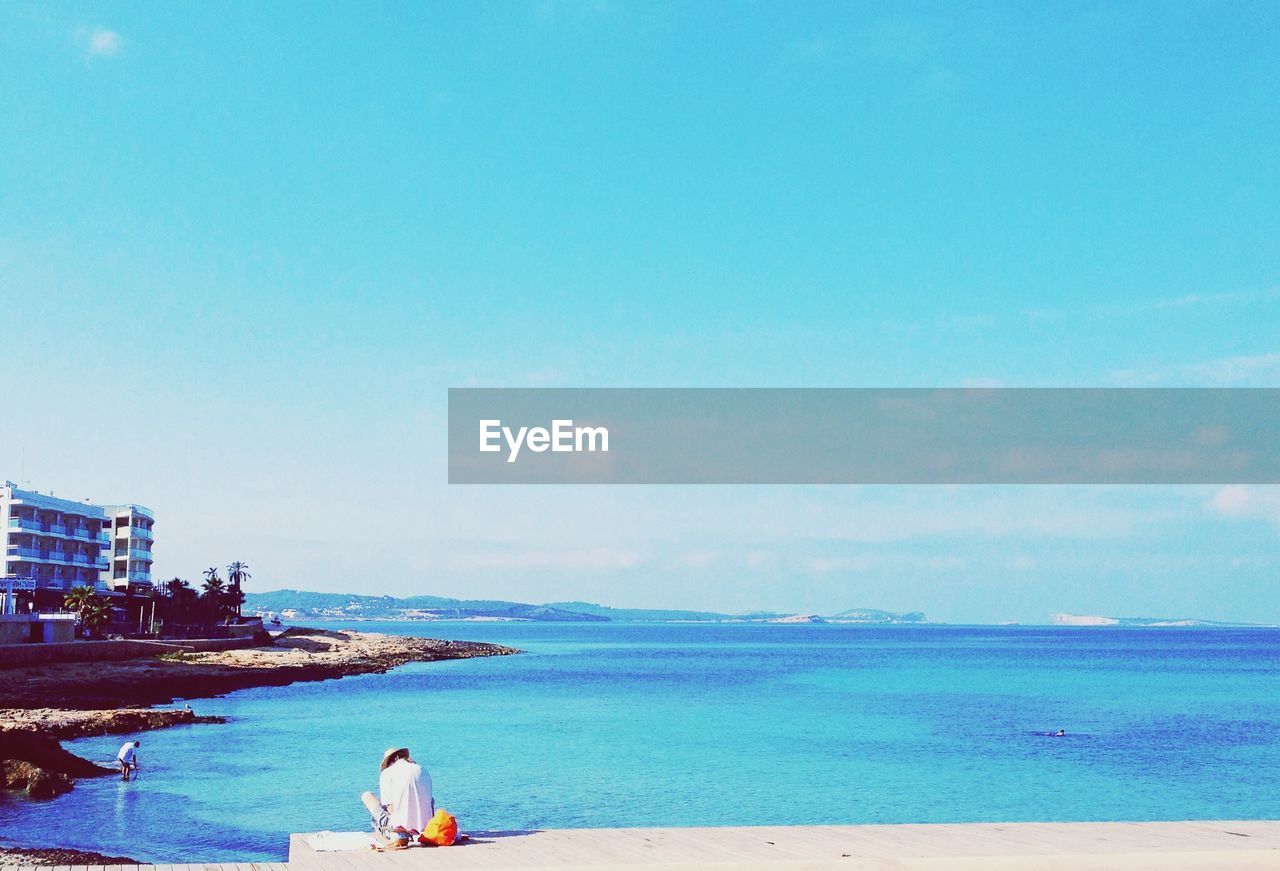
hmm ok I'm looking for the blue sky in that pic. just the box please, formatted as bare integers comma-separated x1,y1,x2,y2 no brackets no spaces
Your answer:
2,1,1278,622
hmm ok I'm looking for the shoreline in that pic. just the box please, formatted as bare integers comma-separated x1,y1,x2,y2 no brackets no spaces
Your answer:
0,844,141,867
0,628,519,803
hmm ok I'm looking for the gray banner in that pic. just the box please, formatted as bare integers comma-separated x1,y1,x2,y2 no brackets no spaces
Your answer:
448,388,1280,484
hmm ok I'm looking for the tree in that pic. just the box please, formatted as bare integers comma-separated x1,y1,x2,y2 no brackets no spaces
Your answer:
63,585,109,638
82,599,112,637
201,575,230,623
161,577,197,632
202,566,221,586
227,561,251,617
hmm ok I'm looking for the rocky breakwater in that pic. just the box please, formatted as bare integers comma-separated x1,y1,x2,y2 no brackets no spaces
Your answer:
1,628,519,800
0,708,221,798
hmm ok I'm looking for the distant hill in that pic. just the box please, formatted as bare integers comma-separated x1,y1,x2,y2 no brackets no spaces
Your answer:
1050,612,1270,628
245,590,926,624
828,608,926,624
245,589,606,622
543,601,778,622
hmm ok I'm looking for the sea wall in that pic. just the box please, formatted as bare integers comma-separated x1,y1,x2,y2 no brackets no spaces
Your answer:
0,636,263,667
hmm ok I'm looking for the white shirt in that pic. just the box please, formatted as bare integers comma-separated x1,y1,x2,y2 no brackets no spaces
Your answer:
379,759,433,832
117,743,138,764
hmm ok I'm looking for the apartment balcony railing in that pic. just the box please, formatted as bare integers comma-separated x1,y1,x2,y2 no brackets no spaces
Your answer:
7,518,110,542
8,546,60,561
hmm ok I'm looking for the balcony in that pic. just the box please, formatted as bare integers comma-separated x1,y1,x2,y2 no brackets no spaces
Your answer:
8,546,63,562
7,518,109,543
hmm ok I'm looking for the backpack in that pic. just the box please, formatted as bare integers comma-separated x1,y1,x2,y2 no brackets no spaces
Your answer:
419,809,458,846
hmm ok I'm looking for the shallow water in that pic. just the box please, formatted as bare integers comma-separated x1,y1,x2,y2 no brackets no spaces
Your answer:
2,622,1278,862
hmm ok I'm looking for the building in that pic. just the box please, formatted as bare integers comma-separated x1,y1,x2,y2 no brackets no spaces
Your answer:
1,481,155,637
100,503,156,593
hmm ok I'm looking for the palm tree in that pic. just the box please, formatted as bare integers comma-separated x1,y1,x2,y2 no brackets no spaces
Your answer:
82,599,112,638
63,585,106,638
201,575,227,625
203,566,221,586
63,584,99,617
226,562,250,617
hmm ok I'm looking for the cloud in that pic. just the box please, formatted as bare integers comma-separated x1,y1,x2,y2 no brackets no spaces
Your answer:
1097,286,1280,317
80,27,123,59
785,34,836,60
806,553,966,574
449,547,641,572
1108,353,1280,387
1207,486,1280,529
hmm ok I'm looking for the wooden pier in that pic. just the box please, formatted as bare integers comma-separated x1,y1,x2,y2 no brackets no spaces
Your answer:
5,820,1279,871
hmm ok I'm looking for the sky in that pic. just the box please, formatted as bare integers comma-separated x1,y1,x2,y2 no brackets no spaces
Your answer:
2,1,1278,623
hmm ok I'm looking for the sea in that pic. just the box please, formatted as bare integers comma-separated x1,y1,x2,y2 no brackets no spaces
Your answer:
2,622,1278,863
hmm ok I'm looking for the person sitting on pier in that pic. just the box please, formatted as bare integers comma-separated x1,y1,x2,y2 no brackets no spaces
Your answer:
361,746,434,848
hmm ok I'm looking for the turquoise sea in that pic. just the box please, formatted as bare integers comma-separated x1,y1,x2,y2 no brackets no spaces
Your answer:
2,622,1278,863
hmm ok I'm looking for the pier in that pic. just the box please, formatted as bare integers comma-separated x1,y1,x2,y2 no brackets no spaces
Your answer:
10,819,1278,871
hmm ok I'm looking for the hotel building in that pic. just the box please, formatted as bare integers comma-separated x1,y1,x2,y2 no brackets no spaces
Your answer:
101,503,156,594
1,482,155,634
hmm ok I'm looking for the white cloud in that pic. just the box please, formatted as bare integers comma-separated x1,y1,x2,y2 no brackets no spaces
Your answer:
1108,352,1280,387
81,27,123,59
1207,486,1280,529
449,547,641,572
785,34,835,60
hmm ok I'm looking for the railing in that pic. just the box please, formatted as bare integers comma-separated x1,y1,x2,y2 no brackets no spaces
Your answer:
7,519,110,542
127,548,153,560
7,546,106,568
9,546,56,560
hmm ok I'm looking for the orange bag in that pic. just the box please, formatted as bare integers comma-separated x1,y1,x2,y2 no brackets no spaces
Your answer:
420,809,458,846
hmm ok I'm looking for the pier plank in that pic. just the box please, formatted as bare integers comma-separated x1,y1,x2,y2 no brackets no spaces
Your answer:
22,821,1280,871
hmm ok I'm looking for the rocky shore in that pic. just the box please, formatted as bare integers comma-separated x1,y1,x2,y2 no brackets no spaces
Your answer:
0,628,519,801
0,845,140,866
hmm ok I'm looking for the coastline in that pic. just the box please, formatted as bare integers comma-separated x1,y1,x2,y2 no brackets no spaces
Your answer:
0,628,519,801
0,844,140,867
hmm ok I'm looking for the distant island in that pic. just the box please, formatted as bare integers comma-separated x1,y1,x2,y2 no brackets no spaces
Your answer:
1050,613,1271,628
244,589,927,625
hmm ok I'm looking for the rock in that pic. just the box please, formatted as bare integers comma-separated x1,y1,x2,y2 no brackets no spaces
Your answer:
0,728,113,779
0,760,74,799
